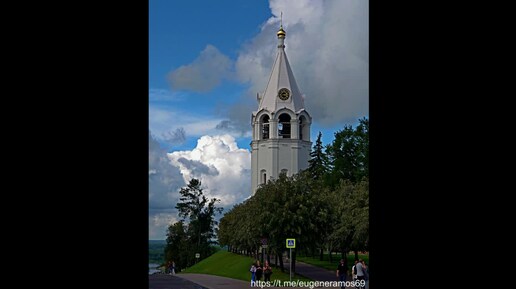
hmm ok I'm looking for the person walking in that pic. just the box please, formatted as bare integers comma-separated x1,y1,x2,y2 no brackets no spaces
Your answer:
250,262,257,284
166,260,171,274
361,260,369,289
352,260,358,281
355,259,366,289
263,261,273,282
336,259,348,289
255,260,263,281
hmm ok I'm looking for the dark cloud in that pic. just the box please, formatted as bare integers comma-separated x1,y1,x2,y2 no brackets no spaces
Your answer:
161,127,186,146
149,132,184,210
167,44,234,92
215,120,231,130
177,157,219,177
215,102,255,136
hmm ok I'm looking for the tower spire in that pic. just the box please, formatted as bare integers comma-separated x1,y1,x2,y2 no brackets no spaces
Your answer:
258,12,304,114
277,13,286,48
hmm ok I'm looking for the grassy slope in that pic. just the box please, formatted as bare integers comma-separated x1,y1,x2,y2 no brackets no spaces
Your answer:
182,250,310,282
297,253,369,272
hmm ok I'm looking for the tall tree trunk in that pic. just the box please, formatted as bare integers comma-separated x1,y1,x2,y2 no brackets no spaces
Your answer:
319,247,324,261
197,218,201,249
354,250,358,261
328,245,332,263
267,248,271,264
278,251,285,272
275,251,279,267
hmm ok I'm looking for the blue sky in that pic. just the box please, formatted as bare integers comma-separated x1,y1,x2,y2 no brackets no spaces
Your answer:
150,0,271,151
149,0,368,240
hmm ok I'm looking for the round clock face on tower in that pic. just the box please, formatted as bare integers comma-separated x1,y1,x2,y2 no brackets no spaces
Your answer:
278,88,290,101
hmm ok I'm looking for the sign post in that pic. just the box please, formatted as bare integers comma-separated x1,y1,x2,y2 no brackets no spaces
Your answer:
195,253,200,264
261,238,268,265
286,238,296,282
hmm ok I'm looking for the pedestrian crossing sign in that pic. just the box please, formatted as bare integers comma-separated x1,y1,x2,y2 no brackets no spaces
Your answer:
286,238,295,248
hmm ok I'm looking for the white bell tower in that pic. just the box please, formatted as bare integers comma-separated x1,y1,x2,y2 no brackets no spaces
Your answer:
250,23,312,194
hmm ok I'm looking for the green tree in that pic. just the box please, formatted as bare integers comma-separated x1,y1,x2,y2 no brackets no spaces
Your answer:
165,221,188,271
218,201,257,256
308,132,329,180
170,178,223,267
344,178,369,254
354,118,369,182
218,118,369,268
329,178,369,260
327,118,369,186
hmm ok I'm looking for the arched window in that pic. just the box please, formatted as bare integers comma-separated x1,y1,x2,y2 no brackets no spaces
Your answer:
260,169,267,184
280,169,288,177
278,113,291,139
261,115,270,140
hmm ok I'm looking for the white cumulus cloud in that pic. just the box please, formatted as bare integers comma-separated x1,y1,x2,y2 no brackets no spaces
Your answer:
168,134,251,207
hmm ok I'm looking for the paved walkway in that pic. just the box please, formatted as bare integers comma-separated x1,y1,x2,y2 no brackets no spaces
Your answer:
174,273,361,289
150,259,363,289
282,260,358,288
176,273,250,289
149,273,209,289
292,261,339,282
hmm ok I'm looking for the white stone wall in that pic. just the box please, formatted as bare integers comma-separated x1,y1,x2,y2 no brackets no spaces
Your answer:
251,139,311,194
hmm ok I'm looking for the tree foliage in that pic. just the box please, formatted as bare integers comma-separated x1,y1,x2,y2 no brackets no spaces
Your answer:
164,178,223,271
326,117,369,185
308,131,329,181
217,117,369,271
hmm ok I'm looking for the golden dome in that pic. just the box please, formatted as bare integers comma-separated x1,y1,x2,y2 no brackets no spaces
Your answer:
277,26,286,38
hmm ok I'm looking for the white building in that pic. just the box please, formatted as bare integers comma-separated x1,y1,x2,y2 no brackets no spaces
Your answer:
250,24,312,194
